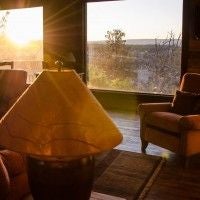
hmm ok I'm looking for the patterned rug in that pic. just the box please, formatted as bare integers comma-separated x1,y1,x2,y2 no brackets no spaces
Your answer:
93,149,165,200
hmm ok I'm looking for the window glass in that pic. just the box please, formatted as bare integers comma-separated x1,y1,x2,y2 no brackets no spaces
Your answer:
87,0,183,94
0,7,43,83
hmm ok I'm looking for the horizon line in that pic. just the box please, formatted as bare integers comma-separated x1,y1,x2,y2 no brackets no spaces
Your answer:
88,38,182,42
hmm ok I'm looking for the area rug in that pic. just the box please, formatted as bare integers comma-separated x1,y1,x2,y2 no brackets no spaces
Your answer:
93,149,165,200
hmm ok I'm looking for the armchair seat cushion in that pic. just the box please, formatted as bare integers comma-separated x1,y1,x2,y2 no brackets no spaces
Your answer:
145,112,183,135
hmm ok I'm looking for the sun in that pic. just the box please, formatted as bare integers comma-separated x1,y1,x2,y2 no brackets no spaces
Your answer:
6,30,33,45
5,7,43,45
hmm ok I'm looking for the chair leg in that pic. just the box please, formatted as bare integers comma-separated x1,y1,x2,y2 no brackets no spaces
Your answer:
141,139,148,153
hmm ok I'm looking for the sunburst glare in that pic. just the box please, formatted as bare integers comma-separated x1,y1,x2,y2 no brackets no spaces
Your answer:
5,7,43,45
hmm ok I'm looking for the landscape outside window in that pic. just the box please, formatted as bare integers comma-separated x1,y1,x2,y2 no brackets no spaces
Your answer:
0,7,43,83
87,0,183,95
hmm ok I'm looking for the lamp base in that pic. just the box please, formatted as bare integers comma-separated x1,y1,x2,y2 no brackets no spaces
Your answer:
27,156,95,200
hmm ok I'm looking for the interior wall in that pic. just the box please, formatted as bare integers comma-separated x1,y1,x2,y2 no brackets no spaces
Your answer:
43,0,85,75
92,90,173,112
182,0,200,75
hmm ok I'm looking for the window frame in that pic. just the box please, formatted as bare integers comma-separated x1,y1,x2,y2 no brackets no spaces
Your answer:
85,0,183,96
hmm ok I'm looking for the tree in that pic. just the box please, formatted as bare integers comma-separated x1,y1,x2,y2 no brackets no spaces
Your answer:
137,31,182,94
105,29,126,55
103,29,133,79
0,11,9,34
87,29,135,90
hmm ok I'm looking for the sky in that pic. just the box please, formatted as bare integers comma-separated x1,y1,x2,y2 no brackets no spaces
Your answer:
87,0,183,41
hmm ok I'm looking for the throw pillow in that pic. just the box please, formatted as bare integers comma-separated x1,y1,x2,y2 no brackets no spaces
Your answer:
171,90,198,115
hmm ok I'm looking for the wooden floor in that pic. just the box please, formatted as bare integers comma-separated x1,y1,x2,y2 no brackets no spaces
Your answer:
107,109,200,200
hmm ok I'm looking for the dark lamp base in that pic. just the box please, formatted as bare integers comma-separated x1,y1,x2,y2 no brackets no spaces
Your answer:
27,156,95,200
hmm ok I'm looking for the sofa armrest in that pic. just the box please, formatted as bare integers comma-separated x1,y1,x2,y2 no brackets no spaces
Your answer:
138,102,172,117
180,115,200,130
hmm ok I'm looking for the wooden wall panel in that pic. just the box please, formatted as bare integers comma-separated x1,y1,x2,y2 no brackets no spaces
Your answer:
183,0,200,74
43,0,85,74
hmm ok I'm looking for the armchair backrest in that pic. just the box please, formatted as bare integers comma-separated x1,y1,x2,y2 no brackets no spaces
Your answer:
0,69,27,99
180,73,200,93
0,69,28,118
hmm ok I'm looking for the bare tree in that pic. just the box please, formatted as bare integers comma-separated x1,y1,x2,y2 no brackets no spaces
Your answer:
138,31,182,94
0,11,9,34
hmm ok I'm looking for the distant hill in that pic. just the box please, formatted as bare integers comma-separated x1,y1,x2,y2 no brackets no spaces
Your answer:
126,39,181,45
126,39,164,45
88,38,182,45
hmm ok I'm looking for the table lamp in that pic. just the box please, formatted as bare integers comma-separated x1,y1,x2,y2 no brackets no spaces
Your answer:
0,70,122,200
55,52,76,72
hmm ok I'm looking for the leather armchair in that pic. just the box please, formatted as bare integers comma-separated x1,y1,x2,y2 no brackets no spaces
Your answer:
0,69,28,118
138,73,200,157
0,150,30,200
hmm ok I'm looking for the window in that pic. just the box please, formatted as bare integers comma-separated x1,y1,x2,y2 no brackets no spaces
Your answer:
0,7,43,83
87,0,183,94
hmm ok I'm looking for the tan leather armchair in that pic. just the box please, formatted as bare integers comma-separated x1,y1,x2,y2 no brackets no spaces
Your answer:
138,73,200,157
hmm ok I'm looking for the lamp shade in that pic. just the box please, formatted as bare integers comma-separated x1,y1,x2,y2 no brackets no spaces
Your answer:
0,70,122,158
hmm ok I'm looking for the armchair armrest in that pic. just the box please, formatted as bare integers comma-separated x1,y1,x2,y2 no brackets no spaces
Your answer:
0,150,30,200
138,102,172,116
0,157,10,200
179,115,200,130
0,150,26,177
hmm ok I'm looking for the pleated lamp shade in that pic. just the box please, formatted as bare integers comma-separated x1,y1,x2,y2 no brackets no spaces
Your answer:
0,70,122,158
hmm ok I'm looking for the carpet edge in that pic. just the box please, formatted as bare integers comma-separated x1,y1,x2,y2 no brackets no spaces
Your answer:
137,158,166,200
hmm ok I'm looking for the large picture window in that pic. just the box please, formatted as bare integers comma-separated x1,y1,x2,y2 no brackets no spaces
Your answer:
87,0,183,94
0,7,43,83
